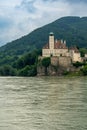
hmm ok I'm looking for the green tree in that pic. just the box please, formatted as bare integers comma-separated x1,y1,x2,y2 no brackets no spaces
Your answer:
73,61,83,68
42,57,51,68
16,57,25,69
18,65,37,76
79,48,87,57
41,57,50,75
81,65,87,75
0,65,16,76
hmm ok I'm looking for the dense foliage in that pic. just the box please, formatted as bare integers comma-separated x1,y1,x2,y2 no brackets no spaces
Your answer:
41,57,51,68
41,57,51,75
0,48,87,76
0,49,41,76
81,65,87,75
73,61,84,68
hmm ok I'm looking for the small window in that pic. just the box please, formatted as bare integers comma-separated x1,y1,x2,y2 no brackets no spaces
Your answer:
50,54,53,57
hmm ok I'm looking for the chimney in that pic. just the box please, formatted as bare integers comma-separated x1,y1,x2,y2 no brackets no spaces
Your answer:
64,40,66,45
55,39,58,43
61,39,63,44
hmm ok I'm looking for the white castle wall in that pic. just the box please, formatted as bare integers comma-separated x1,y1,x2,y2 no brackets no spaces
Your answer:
42,33,82,63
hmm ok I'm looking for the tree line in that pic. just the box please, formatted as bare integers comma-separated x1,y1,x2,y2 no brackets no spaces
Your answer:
0,48,87,76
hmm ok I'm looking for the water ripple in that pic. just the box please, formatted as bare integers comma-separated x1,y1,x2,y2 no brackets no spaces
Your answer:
0,76,87,130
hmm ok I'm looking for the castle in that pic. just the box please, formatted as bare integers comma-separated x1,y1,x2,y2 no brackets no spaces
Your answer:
37,32,83,76
42,32,82,63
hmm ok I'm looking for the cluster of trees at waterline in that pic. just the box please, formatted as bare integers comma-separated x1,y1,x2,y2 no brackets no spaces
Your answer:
0,49,41,76
0,49,87,76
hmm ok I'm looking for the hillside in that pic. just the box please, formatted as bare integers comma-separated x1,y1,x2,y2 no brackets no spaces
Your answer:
0,16,87,59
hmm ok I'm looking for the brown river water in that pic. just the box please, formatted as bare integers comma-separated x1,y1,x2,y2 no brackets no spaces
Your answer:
0,76,87,130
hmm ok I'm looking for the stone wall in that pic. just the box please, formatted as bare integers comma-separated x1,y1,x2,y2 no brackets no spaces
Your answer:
51,57,58,66
37,65,58,76
58,56,71,67
51,56,72,68
37,56,78,76
37,65,46,76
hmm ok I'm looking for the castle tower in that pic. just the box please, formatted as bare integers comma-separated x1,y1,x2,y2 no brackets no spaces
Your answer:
49,32,54,49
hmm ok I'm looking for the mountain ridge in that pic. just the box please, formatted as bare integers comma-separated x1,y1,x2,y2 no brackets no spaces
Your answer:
0,16,87,57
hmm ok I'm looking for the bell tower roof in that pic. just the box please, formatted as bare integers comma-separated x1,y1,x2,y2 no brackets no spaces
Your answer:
49,32,54,36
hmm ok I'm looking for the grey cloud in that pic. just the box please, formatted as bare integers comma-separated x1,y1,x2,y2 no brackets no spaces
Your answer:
20,0,37,13
67,0,87,3
46,0,87,2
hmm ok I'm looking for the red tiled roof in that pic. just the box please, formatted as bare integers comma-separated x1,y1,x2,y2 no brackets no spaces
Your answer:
54,40,67,49
69,46,79,53
43,40,68,49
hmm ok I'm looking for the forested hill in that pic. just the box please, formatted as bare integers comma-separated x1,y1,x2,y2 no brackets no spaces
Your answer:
0,16,87,56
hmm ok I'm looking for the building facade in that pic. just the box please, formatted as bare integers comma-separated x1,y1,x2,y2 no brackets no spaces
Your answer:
42,32,82,63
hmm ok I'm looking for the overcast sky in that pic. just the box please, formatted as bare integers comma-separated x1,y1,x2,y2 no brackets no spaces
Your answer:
0,0,87,46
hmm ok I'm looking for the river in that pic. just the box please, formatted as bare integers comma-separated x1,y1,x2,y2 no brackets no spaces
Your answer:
0,76,87,130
